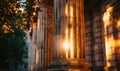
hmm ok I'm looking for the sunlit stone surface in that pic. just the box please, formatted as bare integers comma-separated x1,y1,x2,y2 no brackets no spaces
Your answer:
29,0,120,71
48,0,90,71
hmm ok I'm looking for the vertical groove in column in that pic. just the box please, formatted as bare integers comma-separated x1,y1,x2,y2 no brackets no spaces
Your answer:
39,49,41,69
79,0,82,58
76,0,80,59
72,0,75,59
57,0,59,58
37,12,39,70
83,0,85,59
61,0,66,58
40,12,42,69
52,0,57,59
68,0,70,59
69,0,73,59
59,0,62,58
46,7,48,70
82,0,85,59
61,0,65,58
42,8,45,69
74,0,77,58
41,50,43,69
42,11,43,69
64,0,68,59
39,12,42,67
47,28,49,68
44,8,46,70
79,0,85,59
56,0,59,58
67,0,70,58
65,0,70,59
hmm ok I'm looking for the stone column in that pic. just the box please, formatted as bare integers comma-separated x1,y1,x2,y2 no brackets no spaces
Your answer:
36,1,53,71
48,0,90,71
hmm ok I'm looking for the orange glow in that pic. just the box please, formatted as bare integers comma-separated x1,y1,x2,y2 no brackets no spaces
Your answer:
103,6,113,67
102,6,120,67
35,50,39,64
65,2,74,59
64,27,69,58
102,6,113,29
63,40,69,58
64,29,74,59
64,26,74,59
65,3,73,17
70,6,74,24
105,36,117,67
63,41,69,50
65,3,68,16
115,39,120,47
70,7,73,17
104,29,120,67
70,27,74,58
65,3,74,24
64,28,70,50
33,12,36,16
117,18,120,28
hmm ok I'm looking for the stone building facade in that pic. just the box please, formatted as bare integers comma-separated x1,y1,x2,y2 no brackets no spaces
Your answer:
85,0,120,71
29,0,120,71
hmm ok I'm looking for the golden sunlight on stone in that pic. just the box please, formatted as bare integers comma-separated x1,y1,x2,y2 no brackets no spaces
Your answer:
63,41,69,50
65,3,74,17
117,18,120,28
65,2,74,58
65,2,74,24
35,50,39,64
102,6,113,30
70,28,74,58
103,6,113,67
63,40,69,58
102,5,120,67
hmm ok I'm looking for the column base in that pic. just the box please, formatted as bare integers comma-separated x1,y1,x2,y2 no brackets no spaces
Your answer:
105,66,119,71
48,69,90,71
47,58,90,71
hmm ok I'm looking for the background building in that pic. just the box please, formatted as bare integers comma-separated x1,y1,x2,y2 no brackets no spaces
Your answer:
85,0,120,71
29,0,120,71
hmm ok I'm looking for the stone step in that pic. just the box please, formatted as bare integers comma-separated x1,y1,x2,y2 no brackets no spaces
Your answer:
48,69,91,71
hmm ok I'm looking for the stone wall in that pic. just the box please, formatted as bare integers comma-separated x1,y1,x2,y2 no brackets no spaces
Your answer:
84,0,120,71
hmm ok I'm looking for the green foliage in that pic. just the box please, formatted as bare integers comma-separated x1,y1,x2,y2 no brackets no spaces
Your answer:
25,0,39,26
0,0,26,33
0,0,38,32
0,24,27,68
0,0,37,69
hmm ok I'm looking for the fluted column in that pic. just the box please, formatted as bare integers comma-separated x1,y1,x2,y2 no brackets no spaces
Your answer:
36,2,53,71
52,0,85,60
48,0,90,71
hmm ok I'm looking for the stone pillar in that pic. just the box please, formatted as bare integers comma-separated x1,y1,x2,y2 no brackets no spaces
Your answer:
36,1,53,71
29,23,37,71
48,0,90,71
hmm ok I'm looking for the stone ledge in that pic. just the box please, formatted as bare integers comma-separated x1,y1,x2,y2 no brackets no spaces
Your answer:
48,68,90,71
48,58,90,71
